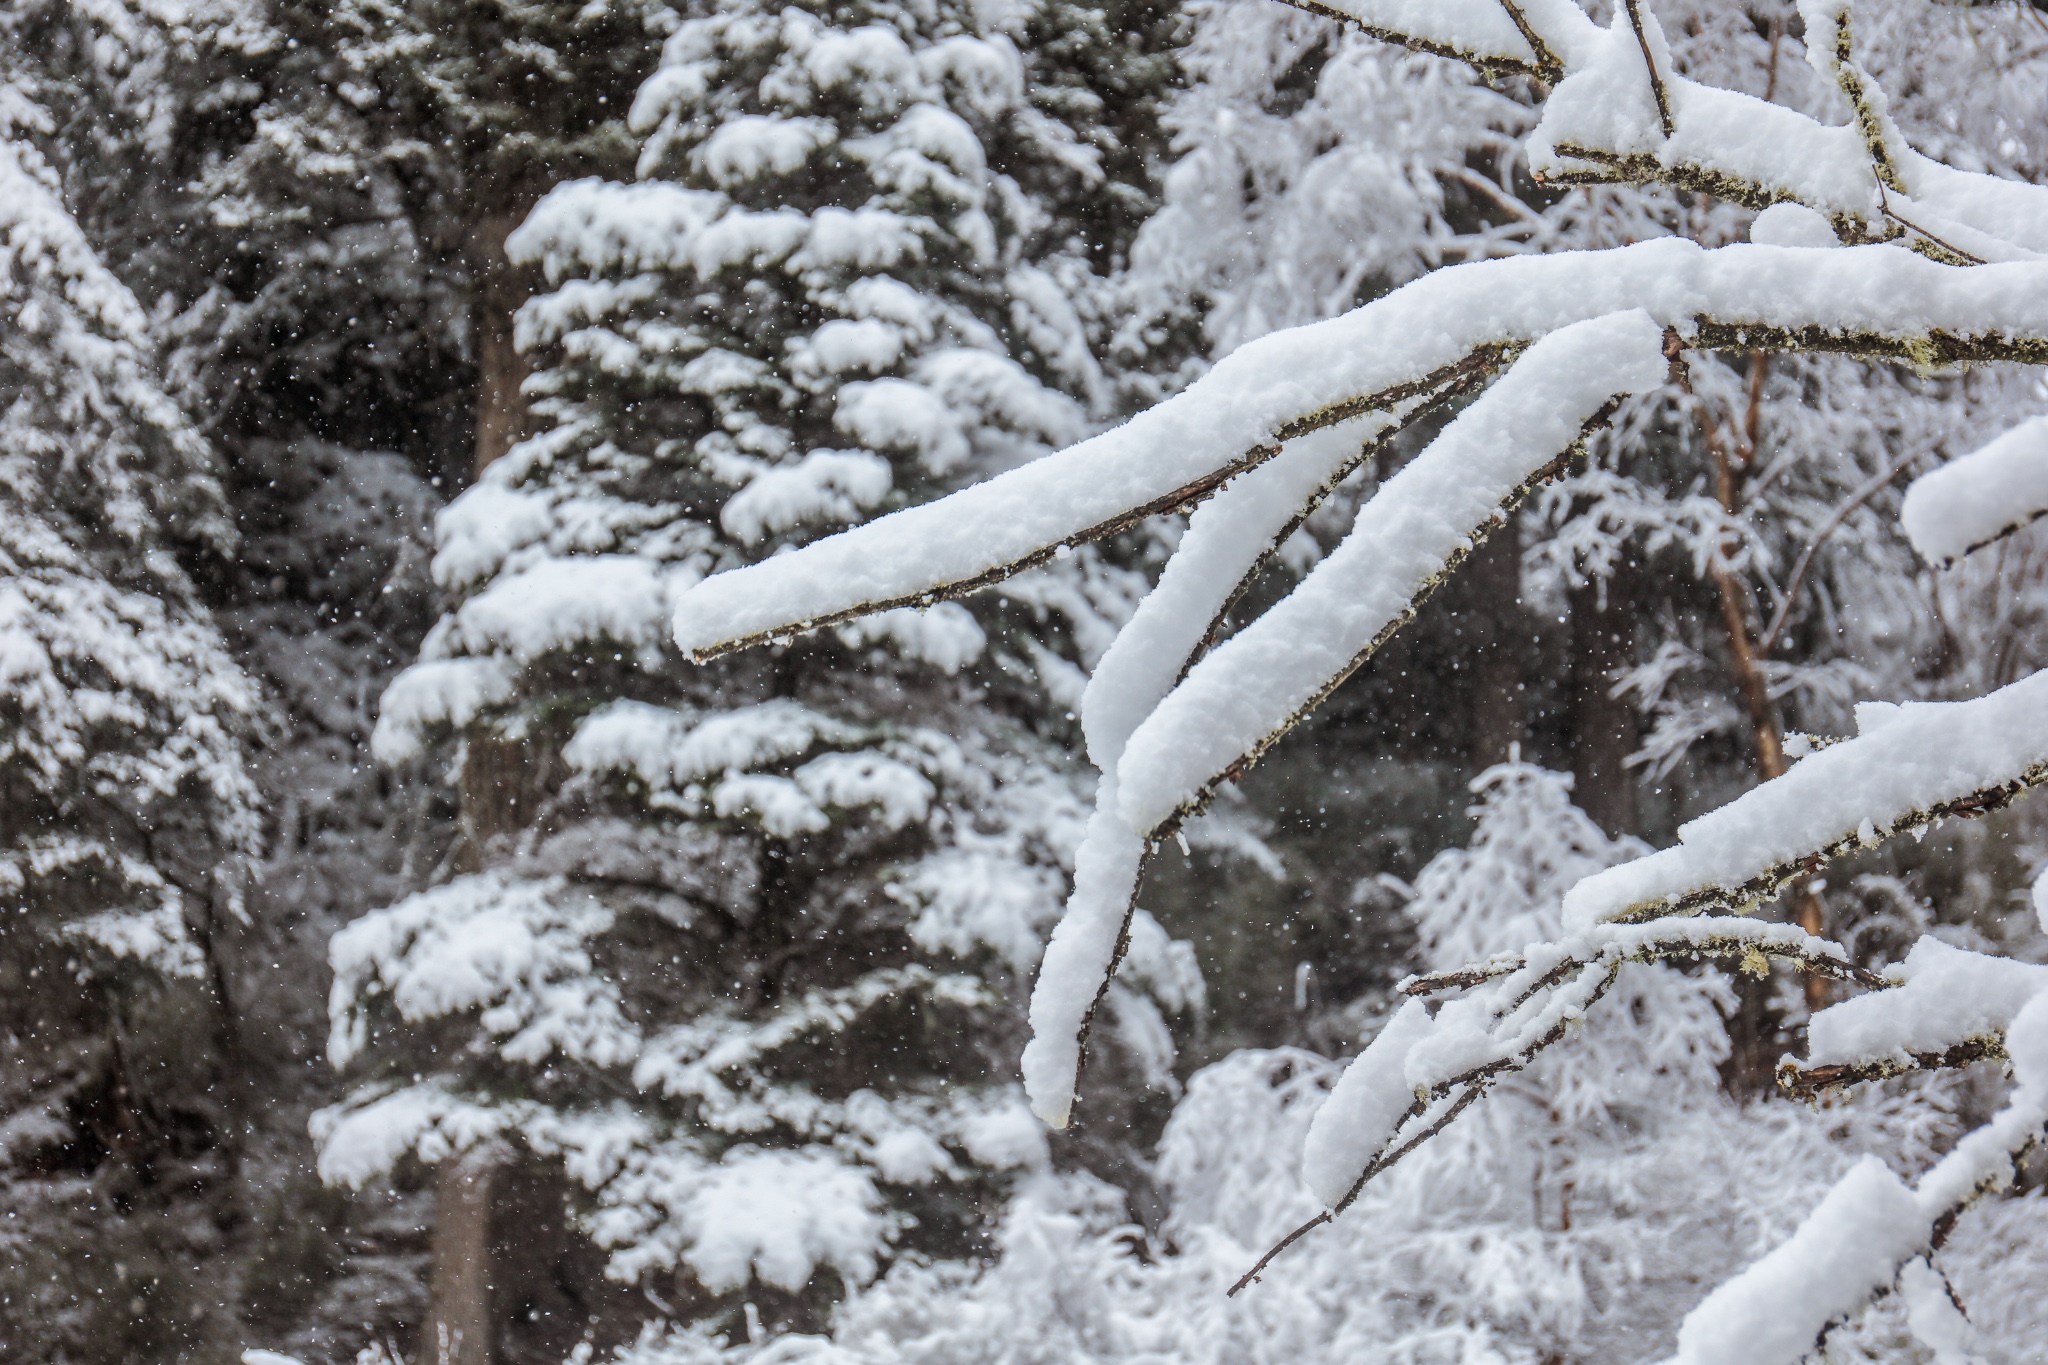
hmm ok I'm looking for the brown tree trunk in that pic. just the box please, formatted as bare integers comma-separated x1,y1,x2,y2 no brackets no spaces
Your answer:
424,1141,512,1365
468,211,539,479
459,729,549,857
420,193,546,1365
1694,356,1830,999
1464,524,1528,767
1686,350,1830,1092
1568,569,1641,839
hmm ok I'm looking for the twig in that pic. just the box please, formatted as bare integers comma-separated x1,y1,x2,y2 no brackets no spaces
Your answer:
1227,1211,1330,1295
1758,451,1922,656
1400,957,1524,995
1493,0,1562,79
1877,185,1988,266
1620,0,1675,137
1823,6,1908,193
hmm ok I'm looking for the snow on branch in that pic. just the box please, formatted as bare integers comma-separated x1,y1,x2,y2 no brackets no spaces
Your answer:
1560,672,2048,931
668,240,2048,1132
1900,414,2048,567
1016,313,1666,1130
1292,0,2048,259
673,241,2048,671
1779,936,2048,1097
646,9,2048,1345
1110,311,1667,836
1229,913,1876,1291
1666,987,2048,1365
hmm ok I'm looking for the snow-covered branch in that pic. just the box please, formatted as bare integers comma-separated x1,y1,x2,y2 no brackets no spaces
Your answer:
648,6,2048,1350
1900,414,2048,566
1780,937,2048,1096
674,241,2048,670
1289,0,2048,260
1222,912,1872,1290
1560,670,2048,929
1668,984,2048,1365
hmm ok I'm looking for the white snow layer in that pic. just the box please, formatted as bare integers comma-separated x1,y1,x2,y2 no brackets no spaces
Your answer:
370,656,519,762
1670,1156,1926,1365
678,1147,890,1293
1019,777,1145,1127
1899,414,2048,566
1080,412,1397,772
1670,987,2048,1365
1806,936,2048,1071
1300,998,1435,1208
1562,668,2048,930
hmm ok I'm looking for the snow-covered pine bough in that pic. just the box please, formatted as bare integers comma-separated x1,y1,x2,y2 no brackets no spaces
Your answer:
669,1,2048,1360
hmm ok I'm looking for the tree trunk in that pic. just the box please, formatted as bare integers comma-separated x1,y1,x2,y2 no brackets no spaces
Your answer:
1567,570,1641,839
423,1140,512,1365
1464,524,1528,767
468,211,538,479
1694,355,1831,1009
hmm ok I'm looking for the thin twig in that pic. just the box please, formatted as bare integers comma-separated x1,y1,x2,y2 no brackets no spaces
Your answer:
1779,1035,2006,1099
1758,451,1922,656
1227,1211,1330,1296
1493,0,1562,79
1620,0,1675,137
1877,185,1989,266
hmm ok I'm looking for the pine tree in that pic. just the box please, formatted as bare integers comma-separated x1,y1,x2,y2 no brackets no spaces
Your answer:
318,0,1195,1349
0,71,261,1359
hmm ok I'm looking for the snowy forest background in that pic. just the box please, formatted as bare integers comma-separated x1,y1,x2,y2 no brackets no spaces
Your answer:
7,0,2048,1362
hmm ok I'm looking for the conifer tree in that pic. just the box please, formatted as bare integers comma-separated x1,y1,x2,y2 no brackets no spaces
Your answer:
0,75,260,1359
319,0,1195,1347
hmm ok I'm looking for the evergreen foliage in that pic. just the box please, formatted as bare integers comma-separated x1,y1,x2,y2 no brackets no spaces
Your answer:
318,0,1197,1336
0,52,261,1359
